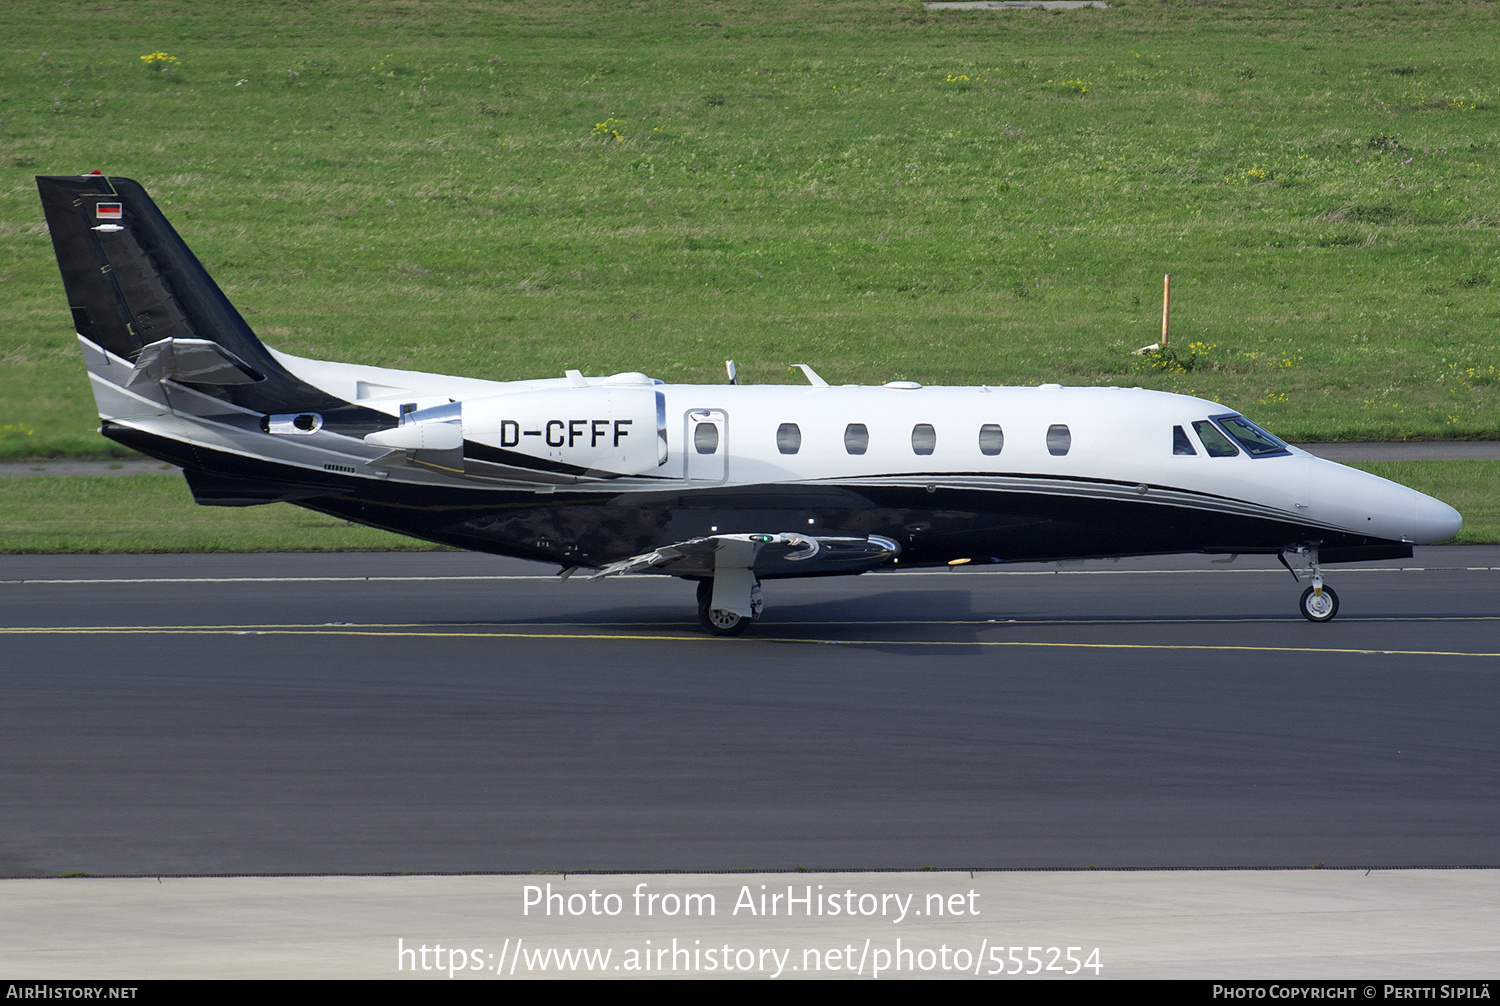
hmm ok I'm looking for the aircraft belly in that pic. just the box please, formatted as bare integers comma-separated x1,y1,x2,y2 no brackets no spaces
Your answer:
295,480,1408,570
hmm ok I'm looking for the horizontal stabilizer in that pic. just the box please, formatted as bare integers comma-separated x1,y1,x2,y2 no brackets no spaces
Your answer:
127,337,265,387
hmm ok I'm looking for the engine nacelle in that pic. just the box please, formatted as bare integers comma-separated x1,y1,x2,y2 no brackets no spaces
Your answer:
363,401,462,451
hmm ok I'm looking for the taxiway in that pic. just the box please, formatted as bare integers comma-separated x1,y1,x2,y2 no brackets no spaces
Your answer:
2,549,1497,876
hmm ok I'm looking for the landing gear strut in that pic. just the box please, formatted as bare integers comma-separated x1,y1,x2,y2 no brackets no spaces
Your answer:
1281,545,1340,623
696,578,762,636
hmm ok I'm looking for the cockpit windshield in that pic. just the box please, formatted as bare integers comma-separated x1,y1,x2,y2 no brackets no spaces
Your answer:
1213,414,1291,457
1192,420,1238,457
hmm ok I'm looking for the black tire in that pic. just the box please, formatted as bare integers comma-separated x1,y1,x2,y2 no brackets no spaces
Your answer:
696,579,751,636
699,603,751,636
1299,584,1339,623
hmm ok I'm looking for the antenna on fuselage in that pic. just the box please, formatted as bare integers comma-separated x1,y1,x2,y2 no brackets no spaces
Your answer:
726,359,738,385
789,363,830,388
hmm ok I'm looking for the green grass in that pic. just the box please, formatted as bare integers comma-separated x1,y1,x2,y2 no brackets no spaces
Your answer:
1,0,1499,463
0,476,446,553
0,462,1493,552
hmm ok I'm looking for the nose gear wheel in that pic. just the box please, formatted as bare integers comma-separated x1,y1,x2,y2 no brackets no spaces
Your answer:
1282,544,1341,623
1299,584,1339,623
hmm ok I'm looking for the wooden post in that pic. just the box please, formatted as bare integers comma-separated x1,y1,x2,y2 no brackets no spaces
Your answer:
1161,273,1171,349
1130,274,1174,355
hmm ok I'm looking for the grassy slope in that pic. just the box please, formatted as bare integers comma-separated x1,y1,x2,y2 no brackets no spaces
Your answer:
0,2,1494,552
0,475,446,552
0,0,1497,464
0,461,1493,552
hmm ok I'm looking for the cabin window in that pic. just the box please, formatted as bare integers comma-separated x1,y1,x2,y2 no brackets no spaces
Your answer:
911,424,936,456
978,424,1004,456
776,423,801,455
844,423,869,455
693,422,720,454
1215,414,1291,457
1173,425,1197,456
1192,420,1239,457
1046,424,1071,456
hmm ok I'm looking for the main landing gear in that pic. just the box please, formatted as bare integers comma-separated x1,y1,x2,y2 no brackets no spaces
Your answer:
1281,545,1340,623
696,577,763,636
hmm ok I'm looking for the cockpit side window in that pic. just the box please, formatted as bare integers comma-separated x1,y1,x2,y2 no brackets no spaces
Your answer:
1173,425,1197,456
1192,420,1239,457
1213,414,1291,457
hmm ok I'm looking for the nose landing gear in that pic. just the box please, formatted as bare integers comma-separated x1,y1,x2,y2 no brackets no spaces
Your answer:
1281,545,1340,623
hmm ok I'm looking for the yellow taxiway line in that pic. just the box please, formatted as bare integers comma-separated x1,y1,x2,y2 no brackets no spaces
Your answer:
1,624,1498,659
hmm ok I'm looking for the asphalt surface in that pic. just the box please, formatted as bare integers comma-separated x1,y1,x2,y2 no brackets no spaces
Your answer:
924,2,1110,10
0,459,181,477
2,549,1499,876
1296,442,1500,461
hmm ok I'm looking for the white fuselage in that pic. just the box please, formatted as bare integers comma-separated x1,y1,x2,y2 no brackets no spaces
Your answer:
261,351,1461,549
84,338,1461,563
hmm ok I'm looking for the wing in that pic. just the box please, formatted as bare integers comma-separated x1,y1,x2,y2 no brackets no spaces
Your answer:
586,533,900,580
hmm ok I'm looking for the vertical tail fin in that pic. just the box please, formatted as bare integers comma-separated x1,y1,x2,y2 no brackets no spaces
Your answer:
35,173,346,416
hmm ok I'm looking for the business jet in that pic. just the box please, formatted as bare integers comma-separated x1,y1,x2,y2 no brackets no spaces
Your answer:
36,174,1462,634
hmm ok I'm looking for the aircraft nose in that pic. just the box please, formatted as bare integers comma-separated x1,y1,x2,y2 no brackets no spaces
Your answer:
1311,460,1462,544
1408,490,1463,544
